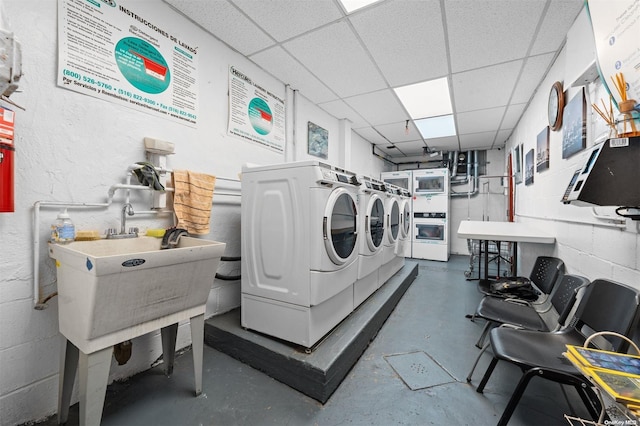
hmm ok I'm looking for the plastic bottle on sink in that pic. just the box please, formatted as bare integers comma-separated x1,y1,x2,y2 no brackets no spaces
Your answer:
51,209,75,243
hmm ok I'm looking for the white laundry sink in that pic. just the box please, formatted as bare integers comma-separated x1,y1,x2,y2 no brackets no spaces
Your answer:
49,236,225,353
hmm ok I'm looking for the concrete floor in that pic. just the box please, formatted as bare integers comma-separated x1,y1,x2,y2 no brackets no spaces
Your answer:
38,255,594,426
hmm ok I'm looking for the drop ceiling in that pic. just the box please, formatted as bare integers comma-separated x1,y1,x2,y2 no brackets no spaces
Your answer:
165,0,584,159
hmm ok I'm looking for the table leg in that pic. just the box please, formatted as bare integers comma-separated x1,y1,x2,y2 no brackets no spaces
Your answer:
78,346,112,426
58,337,79,425
190,314,204,396
483,239,489,281
512,243,518,276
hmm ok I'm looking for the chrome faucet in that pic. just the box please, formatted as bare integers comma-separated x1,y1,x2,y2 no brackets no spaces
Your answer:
121,203,134,235
107,203,138,239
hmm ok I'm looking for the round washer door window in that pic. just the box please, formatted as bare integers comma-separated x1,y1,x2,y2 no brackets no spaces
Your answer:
324,188,358,265
367,196,385,252
401,201,410,238
388,200,400,242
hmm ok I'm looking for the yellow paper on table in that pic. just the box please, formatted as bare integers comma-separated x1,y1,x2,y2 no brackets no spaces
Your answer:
172,170,216,235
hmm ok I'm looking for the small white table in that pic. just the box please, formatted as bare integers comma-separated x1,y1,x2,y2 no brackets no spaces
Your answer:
457,220,555,280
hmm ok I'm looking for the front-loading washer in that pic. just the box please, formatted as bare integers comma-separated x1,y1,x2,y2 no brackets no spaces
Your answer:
394,185,412,261
353,175,386,308
241,160,361,348
379,183,400,285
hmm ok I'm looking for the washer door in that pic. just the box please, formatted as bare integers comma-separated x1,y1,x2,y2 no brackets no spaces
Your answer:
400,200,410,239
323,188,358,265
387,199,400,243
366,195,385,252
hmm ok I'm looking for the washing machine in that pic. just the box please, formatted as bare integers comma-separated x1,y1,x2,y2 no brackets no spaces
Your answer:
412,168,450,261
353,175,386,308
379,183,401,285
241,160,361,348
380,170,412,191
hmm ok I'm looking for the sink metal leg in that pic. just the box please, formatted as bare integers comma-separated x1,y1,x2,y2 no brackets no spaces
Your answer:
58,337,79,425
78,346,112,426
190,314,204,396
161,323,178,377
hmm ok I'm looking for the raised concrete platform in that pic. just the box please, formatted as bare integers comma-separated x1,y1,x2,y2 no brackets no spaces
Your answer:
203,261,418,403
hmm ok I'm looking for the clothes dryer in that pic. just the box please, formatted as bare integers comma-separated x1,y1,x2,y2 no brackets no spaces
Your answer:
241,161,361,348
353,175,386,308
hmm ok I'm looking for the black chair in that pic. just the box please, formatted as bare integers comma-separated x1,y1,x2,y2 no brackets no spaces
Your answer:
470,279,640,426
477,255,565,303
473,274,590,348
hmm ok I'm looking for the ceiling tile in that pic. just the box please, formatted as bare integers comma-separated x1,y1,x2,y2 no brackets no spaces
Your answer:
375,144,403,157
530,1,584,55
421,136,460,152
354,126,389,145
495,129,514,147
250,46,337,104
456,107,506,135
459,131,497,150
318,99,369,128
511,53,554,104
231,0,343,42
166,0,274,56
344,89,408,126
349,0,448,87
446,0,546,73
452,60,523,113
501,103,527,130
375,121,421,143
283,21,387,98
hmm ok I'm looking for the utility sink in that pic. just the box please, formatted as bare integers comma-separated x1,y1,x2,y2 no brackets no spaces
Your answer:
49,236,226,353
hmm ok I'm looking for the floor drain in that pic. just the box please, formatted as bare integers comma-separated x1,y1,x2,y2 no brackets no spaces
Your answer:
384,351,456,390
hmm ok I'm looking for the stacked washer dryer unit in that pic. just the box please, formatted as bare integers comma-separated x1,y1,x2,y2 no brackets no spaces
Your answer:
241,161,361,348
378,182,402,285
354,175,386,308
380,171,413,258
411,168,450,261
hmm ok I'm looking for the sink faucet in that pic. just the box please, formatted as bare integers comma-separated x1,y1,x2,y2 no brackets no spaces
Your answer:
107,204,138,239
121,203,134,235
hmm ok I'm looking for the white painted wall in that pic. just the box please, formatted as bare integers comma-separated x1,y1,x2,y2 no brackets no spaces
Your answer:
504,8,640,283
0,1,383,424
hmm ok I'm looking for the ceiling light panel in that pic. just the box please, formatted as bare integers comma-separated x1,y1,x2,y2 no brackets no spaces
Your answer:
394,77,452,119
415,115,456,139
339,0,382,14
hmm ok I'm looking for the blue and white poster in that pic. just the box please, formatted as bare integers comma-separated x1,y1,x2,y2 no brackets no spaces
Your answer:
57,0,199,126
228,66,285,153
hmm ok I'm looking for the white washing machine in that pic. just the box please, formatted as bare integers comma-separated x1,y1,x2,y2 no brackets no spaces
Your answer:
379,183,401,285
353,175,386,308
380,170,412,191
241,161,361,348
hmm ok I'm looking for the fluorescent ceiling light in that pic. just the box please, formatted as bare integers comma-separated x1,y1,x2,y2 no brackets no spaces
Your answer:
415,115,456,139
394,77,453,119
339,0,381,13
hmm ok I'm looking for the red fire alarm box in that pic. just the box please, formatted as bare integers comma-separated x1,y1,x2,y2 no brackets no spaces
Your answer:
0,107,15,212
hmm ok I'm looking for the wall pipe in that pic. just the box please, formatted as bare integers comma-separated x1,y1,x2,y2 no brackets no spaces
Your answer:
450,150,479,198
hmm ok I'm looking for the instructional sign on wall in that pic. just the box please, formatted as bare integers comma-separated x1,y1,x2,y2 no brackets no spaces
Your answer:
586,0,640,106
57,0,199,126
228,66,285,153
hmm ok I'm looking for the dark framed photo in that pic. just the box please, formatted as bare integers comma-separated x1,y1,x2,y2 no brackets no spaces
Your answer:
525,149,534,186
513,144,523,184
536,126,550,172
308,122,328,159
562,88,586,159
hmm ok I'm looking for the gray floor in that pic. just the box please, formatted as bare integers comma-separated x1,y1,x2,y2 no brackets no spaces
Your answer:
39,255,593,426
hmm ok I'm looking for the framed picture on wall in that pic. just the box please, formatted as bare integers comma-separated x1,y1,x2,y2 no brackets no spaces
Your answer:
525,149,534,186
562,88,587,159
513,144,523,184
308,122,328,159
536,126,550,172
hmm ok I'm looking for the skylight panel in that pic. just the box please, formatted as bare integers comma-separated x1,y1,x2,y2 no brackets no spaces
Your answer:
394,77,453,119
339,0,381,14
414,115,456,139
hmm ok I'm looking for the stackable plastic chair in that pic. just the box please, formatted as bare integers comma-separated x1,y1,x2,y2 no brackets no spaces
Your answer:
469,279,640,426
